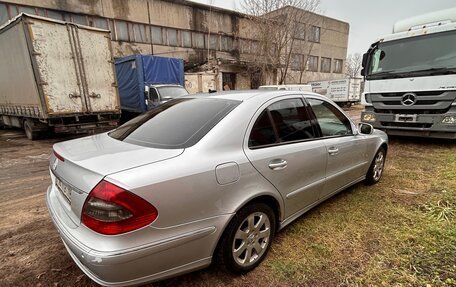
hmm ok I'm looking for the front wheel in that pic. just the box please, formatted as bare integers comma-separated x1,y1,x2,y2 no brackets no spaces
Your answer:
365,147,386,185
217,203,276,273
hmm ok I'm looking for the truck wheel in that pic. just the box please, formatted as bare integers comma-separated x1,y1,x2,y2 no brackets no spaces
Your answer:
24,120,40,140
216,203,276,274
365,147,386,185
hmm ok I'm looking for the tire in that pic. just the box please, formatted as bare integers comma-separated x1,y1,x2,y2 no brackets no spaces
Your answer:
365,147,386,185
217,203,276,274
24,120,40,140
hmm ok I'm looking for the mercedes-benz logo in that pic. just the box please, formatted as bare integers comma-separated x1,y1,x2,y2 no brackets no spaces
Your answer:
401,93,417,106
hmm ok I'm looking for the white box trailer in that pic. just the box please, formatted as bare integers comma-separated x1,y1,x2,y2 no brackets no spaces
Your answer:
258,84,312,92
309,78,362,106
0,14,120,139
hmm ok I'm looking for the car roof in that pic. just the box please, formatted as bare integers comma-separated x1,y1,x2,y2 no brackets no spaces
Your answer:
186,90,326,102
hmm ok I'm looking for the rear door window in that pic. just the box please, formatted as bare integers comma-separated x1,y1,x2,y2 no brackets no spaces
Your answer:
249,98,316,148
109,98,240,148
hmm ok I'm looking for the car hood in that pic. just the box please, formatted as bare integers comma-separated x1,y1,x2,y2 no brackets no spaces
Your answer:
53,132,184,176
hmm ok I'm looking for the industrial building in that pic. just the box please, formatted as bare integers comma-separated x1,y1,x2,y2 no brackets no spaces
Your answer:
0,0,349,91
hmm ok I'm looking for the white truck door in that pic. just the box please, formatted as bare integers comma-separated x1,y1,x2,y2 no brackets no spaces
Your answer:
29,19,85,114
76,27,119,113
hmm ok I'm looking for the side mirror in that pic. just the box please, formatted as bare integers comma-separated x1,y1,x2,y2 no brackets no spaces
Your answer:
361,53,368,68
361,68,365,76
358,123,374,135
144,86,150,102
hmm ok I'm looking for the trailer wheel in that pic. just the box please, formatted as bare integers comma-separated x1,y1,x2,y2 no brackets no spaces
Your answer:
24,120,40,140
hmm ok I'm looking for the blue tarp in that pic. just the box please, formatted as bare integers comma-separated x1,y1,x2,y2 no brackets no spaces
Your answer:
115,54,185,113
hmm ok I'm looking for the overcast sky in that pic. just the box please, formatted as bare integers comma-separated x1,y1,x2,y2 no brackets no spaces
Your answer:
189,0,456,55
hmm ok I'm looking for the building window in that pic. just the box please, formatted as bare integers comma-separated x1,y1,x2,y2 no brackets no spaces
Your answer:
132,23,147,43
251,41,260,54
321,57,331,73
17,5,36,15
46,9,63,21
308,25,320,43
109,19,115,37
115,20,129,41
167,28,177,46
291,54,304,71
182,31,191,47
35,8,45,16
209,34,218,50
334,59,343,73
70,13,88,25
221,36,233,51
151,26,163,45
240,39,250,54
0,4,8,25
306,55,318,72
192,32,205,49
92,17,108,30
293,23,306,40
8,5,18,18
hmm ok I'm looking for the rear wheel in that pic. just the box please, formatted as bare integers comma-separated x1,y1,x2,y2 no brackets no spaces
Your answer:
217,203,276,273
24,120,40,140
365,147,386,185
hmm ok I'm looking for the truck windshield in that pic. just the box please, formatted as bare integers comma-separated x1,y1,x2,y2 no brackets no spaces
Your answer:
367,30,456,79
157,86,189,100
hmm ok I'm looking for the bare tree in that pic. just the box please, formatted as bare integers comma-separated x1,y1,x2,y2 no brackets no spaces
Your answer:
241,0,320,84
345,53,362,78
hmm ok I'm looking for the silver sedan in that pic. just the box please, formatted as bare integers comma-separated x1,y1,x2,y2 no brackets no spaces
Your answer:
46,91,388,286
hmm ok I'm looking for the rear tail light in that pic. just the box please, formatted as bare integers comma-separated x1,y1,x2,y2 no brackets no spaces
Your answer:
53,150,64,162
82,180,158,235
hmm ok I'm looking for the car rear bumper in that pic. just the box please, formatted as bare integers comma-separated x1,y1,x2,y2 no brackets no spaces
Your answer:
46,185,231,286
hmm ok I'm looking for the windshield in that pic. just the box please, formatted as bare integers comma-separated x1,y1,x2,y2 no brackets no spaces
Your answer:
157,86,189,100
367,30,456,79
109,98,240,149
258,86,278,90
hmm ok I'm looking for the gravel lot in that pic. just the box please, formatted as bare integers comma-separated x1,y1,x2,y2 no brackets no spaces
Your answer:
1,106,454,287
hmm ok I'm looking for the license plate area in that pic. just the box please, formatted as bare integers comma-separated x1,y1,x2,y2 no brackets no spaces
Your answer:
395,114,417,123
55,176,72,204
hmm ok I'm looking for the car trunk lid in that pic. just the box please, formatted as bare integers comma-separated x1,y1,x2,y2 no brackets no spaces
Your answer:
49,133,183,226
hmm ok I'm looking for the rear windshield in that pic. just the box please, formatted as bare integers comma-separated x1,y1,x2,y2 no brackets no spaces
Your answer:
109,98,240,149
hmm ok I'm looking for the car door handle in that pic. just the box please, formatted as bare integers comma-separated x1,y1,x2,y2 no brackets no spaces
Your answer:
268,159,287,170
328,147,339,155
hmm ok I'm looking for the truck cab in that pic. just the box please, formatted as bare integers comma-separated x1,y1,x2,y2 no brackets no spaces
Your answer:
360,8,456,139
145,84,189,109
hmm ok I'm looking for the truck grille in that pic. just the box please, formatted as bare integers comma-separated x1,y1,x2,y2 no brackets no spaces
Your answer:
369,91,456,114
381,122,433,129
374,109,450,115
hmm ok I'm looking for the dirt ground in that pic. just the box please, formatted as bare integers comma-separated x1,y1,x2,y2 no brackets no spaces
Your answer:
0,107,454,287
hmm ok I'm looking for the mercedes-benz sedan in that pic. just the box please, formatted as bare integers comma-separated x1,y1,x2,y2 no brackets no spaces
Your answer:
46,91,388,286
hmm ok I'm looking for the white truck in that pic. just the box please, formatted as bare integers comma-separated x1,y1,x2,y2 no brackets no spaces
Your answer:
360,8,456,139
309,78,362,107
0,14,120,139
